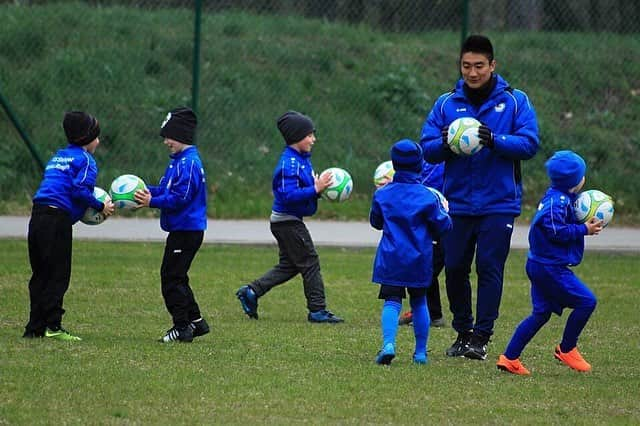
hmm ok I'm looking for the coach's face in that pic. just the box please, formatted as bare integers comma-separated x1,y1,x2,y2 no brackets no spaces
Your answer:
460,51,495,89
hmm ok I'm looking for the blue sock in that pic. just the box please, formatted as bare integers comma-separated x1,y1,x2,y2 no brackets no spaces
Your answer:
560,304,596,352
504,312,550,359
381,300,402,347
410,295,429,356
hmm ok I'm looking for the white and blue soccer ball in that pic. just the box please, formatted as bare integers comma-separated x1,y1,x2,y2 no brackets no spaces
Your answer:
447,117,482,156
373,161,395,186
321,167,353,202
109,174,147,210
573,189,614,228
80,187,111,225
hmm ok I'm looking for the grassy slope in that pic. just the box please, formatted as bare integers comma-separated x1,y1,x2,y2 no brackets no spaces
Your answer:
1,4,639,222
0,240,639,424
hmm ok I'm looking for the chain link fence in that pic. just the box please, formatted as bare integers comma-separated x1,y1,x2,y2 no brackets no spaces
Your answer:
2,0,639,220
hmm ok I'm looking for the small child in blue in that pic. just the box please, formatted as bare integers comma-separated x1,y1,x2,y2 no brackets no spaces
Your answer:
134,107,209,343
24,111,115,341
235,111,344,323
370,139,452,365
497,150,603,375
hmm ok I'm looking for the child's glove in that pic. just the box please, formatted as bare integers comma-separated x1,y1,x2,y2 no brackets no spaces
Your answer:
478,125,494,148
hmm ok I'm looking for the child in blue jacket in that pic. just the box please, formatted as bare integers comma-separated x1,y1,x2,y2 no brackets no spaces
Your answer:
370,139,452,365
497,150,603,375
24,111,114,341
134,107,209,343
236,111,343,323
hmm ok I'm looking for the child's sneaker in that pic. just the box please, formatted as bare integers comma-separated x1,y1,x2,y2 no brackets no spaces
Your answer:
413,352,428,365
375,343,396,365
190,318,210,337
236,285,259,319
44,327,82,341
496,354,531,375
554,345,591,372
398,311,413,325
159,325,194,343
308,310,344,323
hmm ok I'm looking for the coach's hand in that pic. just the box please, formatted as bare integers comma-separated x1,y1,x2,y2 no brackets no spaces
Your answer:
441,126,451,152
478,125,494,148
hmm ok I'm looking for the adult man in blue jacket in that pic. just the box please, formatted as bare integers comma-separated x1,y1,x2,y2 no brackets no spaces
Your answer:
420,35,539,360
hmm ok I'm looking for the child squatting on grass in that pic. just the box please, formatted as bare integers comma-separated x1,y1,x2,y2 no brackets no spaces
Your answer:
134,107,210,343
496,150,603,375
24,111,115,341
370,139,452,365
235,111,344,323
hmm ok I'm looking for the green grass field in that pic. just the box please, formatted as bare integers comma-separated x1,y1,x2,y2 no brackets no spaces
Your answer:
1,239,639,424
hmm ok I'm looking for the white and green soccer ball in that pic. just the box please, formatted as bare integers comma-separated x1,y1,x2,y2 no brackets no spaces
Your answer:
321,167,353,202
447,117,482,156
80,187,111,225
109,174,147,210
373,160,395,186
573,189,614,228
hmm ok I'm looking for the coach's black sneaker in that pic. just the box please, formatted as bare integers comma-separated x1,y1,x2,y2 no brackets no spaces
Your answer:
159,325,193,343
190,318,210,338
464,333,490,360
236,285,259,319
445,330,472,357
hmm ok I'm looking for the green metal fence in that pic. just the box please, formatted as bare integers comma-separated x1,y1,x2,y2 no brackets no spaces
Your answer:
2,0,639,220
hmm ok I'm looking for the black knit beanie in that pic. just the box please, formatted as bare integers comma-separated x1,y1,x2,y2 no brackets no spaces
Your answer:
277,111,315,145
160,107,197,144
63,111,100,146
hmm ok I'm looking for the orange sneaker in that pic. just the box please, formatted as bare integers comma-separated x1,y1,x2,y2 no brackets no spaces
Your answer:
398,311,413,326
496,354,531,376
554,345,591,372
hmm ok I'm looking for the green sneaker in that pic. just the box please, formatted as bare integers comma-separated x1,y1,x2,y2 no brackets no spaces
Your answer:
45,328,82,341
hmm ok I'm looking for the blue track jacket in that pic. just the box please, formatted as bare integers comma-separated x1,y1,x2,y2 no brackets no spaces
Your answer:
370,170,452,287
271,146,318,219
420,74,539,216
33,144,104,223
148,146,207,232
527,188,589,266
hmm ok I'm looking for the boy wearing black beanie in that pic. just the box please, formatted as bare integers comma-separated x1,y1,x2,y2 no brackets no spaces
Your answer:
134,106,209,342
235,111,344,323
24,111,115,341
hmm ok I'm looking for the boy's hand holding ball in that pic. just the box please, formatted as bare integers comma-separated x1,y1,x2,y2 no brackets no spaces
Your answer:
134,188,152,208
315,170,333,194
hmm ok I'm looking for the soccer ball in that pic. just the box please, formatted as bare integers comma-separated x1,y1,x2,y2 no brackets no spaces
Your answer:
80,187,111,225
109,174,147,210
447,117,482,156
426,186,449,213
573,189,614,227
321,167,353,202
373,161,395,186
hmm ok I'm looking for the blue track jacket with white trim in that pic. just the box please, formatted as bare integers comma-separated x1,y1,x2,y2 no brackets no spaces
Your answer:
271,146,318,219
370,169,452,287
148,146,207,232
420,74,539,216
527,188,588,266
33,144,103,223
